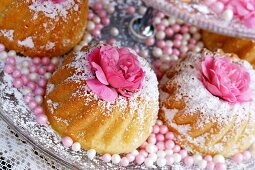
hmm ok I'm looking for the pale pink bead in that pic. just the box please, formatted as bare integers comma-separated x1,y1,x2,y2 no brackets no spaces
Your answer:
165,28,174,37
165,140,175,149
139,141,148,149
156,142,165,150
172,24,181,32
33,57,41,65
28,101,38,110
95,24,103,30
21,75,29,85
156,24,166,31
33,106,44,115
36,114,48,125
120,157,129,167
173,39,181,48
156,12,165,18
206,161,215,170
127,6,135,14
13,79,23,88
232,153,243,164
12,70,22,78
211,2,224,14
139,149,148,157
214,163,227,170
61,136,73,148
175,34,183,40
159,125,168,134
179,150,188,158
165,155,174,165
163,47,173,55
173,49,180,56
42,57,50,65
6,57,16,65
204,155,213,162
35,87,45,96
165,132,175,140
145,37,155,46
24,95,33,103
147,136,156,144
101,154,111,162
38,79,47,87
131,150,139,156
126,154,135,162
189,38,197,44
92,29,101,38
88,12,94,20
184,156,194,166
135,154,145,165
102,17,110,26
153,125,160,133
38,67,46,75
157,40,166,48
29,65,38,73
47,64,56,72
243,151,252,160
173,145,181,153
181,25,189,34
93,2,103,11
27,82,36,91
188,44,195,50
97,10,107,18
156,134,165,142
4,64,15,74
0,43,5,51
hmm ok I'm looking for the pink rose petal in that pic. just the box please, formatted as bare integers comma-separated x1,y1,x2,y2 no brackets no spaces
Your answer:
91,62,109,85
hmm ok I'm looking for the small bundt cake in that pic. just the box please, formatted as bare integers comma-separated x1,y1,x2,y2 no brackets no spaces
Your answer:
43,42,159,154
159,50,255,157
0,0,88,58
203,31,255,67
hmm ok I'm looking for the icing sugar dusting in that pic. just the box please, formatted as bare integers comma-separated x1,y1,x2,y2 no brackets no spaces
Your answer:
0,29,14,41
18,37,35,48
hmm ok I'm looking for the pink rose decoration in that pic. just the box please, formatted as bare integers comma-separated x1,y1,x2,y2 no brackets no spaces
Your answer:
86,46,145,102
200,56,252,103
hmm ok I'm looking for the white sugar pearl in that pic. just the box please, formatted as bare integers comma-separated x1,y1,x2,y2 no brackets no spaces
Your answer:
8,50,16,57
79,40,88,46
87,21,95,31
29,73,38,80
110,27,119,37
74,45,82,52
213,154,225,163
22,61,30,67
16,64,22,70
21,68,29,75
168,17,176,25
162,19,170,26
111,154,121,164
160,63,170,71
148,153,157,162
144,158,154,167
193,33,201,40
45,72,51,79
162,55,171,62
157,150,166,158
21,88,31,95
153,17,161,24
156,120,163,126
222,9,233,22
152,47,163,58
87,149,96,160
106,5,115,14
156,31,166,40
157,157,166,167
173,153,182,163
35,95,43,104
183,33,191,40
180,46,188,53
0,51,8,60
146,144,157,153
83,33,92,42
198,160,207,169
93,16,101,24
190,26,198,33
139,6,147,15
71,142,81,151
193,154,202,164
131,150,139,156
181,40,188,46
171,55,179,61
51,57,59,65
140,49,149,58
165,40,173,47
165,150,173,155
197,42,204,48
193,46,201,53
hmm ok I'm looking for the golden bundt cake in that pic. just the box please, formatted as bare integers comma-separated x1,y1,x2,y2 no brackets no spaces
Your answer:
203,31,255,67
0,0,88,58
159,50,255,157
43,42,159,154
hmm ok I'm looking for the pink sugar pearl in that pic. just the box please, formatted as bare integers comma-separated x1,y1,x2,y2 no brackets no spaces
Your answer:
101,154,111,162
106,38,116,45
181,25,189,34
163,47,173,55
13,79,23,88
165,132,175,140
95,24,103,30
214,163,227,170
35,87,45,96
4,64,15,74
156,142,165,150
0,43,5,51
139,149,148,157
33,57,41,65
97,10,107,18
47,64,56,72
36,114,48,125
12,70,22,78
173,145,181,153
159,125,168,134
172,24,181,32
33,106,44,115
165,155,174,165
165,28,174,37
88,12,94,20
42,57,50,65
135,154,145,165
127,6,135,14
120,157,129,167
173,49,180,56
24,95,33,103
206,161,215,170
184,156,194,166
157,40,166,48
27,82,36,91
232,153,243,164
153,125,160,133
156,134,164,142
165,140,175,149
139,141,148,149
21,75,29,85
38,67,46,75
243,151,252,160
175,34,183,40
6,57,16,65
145,37,155,46
173,39,181,48
93,2,103,11
126,154,135,162
92,29,101,38
179,149,188,158
156,24,166,31
102,17,110,26
28,101,38,110
204,155,213,162
133,47,140,54
29,65,38,73
156,12,165,18
211,2,224,14
147,135,156,144
61,136,73,148
38,79,47,87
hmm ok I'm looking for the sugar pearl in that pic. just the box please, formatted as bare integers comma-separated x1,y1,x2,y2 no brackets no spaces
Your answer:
179,150,188,158
156,31,166,40
204,155,213,162
131,150,139,156
222,9,233,22
213,154,225,163
214,163,227,170
193,154,203,164
139,6,147,15
87,149,96,160
165,155,174,165
127,6,135,14
168,17,176,25
51,57,59,65
106,5,115,14
0,44,5,51
21,68,29,75
152,47,163,58
36,114,48,125
198,159,207,169
102,154,111,162
45,73,52,79
145,37,155,46
109,27,119,37
120,157,129,167
173,153,181,163
157,157,166,167
135,154,145,165
29,73,38,80
156,120,163,126
157,150,166,158
112,154,121,164
146,144,157,153
61,136,73,148
165,149,173,155
144,158,154,167
0,51,8,60
153,17,161,25
243,151,252,160
93,16,101,24
165,140,175,149
83,33,93,42
33,106,43,115
93,2,103,10
13,79,23,88
71,142,81,151
148,153,157,162
126,154,135,162
184,156,194,167
232,153,243,164
21,88,31,95
207,161,215,170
